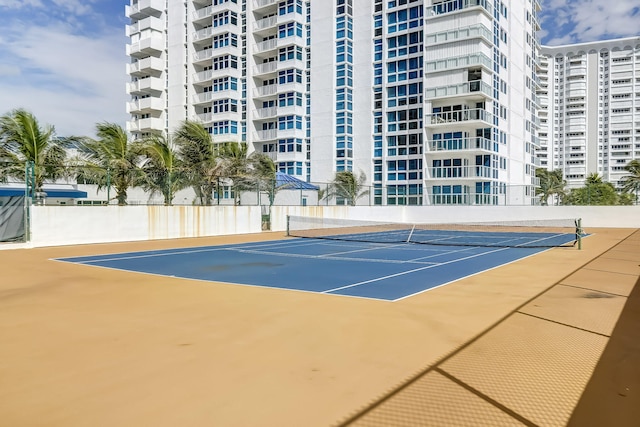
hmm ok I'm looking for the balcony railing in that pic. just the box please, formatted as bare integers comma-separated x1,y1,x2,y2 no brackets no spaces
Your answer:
128,117,164,133
127,97,164,113
127,16,163,36
425,23,492,45
428,137,493,152
255,129,278,140
254,62,277,75
254,106,278,119
426,108,493,125
428,165,494,179
425,52,492,73
254,38,278,53
193,6,213,21
127,37,163,57
253,84,277,97
126,0,164,19
254,15,277,31
254,0,277,10
128,56,164,75
128,77,164,94
425,80,492,100
426,0,492,18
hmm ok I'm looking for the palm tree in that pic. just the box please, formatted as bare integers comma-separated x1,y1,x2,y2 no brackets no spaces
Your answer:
173,120,222,205
535,168,566,206
585,173,603,185
76,122,143,205
326,170,370,206
565,173,619,205
248,152,277,205
218,141,250,204
139,134,187,205
621,159,640,204
0,109,67,197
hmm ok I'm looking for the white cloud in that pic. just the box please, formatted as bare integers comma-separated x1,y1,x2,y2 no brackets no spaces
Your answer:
541,0,640,45
0,0,44,8
50,0,95,16
0,21,128,136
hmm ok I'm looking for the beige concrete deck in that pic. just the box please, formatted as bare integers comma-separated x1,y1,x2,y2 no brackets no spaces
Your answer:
0,228,638,426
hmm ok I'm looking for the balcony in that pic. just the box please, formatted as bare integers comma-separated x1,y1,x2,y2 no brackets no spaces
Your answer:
127,117,164,133
425,53,492,74
253,61,278,76
276,81,305,94
255,129,278,141
425,24,492,46
427,165,495,180
428,137,493,152
127,97,164,114
566,67,587,77
127,77,164,95
254,38,278,55
426,108,493,127
193,6,213,22
196,111,238,123
426,0,492,19
127,36,163,58
425,80,492,100
128,56,163,76
254,106,278,119
193,46,235,63
253,15,277,32
277,58,305,72
253,0,277,12
127,16,163,36
125,0,163,20
253,84,277,98
193,91,233,104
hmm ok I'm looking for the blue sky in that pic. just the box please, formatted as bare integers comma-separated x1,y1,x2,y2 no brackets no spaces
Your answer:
0,0,638,136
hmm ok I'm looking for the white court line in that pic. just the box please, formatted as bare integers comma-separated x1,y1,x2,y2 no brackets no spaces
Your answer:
316,243,409,258
322,246,510,294
53,237,338,264
54,246,231,264
404,245,481,263
226,247,436,265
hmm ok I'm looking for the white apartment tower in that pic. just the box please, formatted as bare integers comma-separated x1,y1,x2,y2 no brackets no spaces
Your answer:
537,37,640,189
126,0,540,205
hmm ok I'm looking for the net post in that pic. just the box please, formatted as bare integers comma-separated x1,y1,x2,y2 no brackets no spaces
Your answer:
286,215,290,236
576,218,582,250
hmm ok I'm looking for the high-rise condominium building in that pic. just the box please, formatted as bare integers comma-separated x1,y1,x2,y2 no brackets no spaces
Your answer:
537,37,640,189
126,0,540,205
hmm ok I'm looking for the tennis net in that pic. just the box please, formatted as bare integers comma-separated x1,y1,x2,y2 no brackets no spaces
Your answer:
286,215,583,248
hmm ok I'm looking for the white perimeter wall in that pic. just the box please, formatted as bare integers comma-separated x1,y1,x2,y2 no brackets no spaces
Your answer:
17,205,640,248
29,206,262,247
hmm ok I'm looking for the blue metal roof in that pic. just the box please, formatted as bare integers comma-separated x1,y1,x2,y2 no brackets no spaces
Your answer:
275,172,319,190
0,187,88,198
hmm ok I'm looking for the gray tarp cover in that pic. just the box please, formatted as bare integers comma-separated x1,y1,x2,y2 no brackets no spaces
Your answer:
0,196,25,242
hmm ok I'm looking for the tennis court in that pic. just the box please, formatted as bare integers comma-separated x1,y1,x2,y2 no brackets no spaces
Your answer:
56,218,580,301
2,222,638,427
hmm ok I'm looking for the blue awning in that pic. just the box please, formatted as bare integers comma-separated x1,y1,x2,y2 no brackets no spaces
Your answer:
275,172,319,190
0,187,88,198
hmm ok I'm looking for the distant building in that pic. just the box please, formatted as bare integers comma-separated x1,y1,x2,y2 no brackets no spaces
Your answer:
126,0,540,205
538,37,640,188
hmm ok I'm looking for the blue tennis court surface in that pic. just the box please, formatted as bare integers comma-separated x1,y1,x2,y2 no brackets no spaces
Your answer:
55,233,576,301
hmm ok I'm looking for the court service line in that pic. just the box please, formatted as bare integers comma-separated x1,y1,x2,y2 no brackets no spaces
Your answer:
53,246,231,264
226,248,436,265
322,246,510,294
